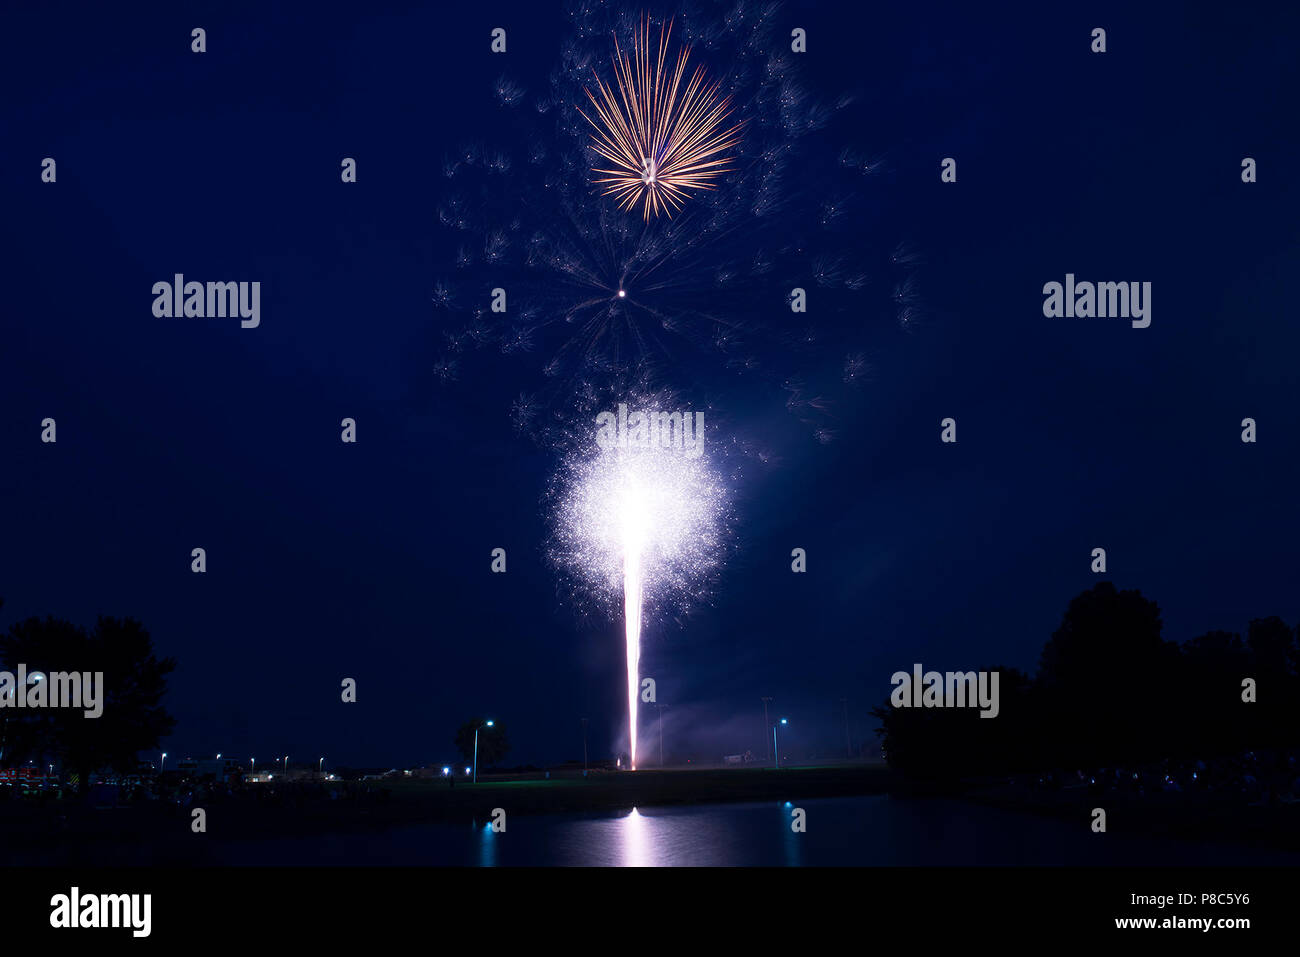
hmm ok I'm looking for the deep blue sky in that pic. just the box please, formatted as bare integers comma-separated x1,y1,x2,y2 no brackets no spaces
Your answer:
3,1,1298,769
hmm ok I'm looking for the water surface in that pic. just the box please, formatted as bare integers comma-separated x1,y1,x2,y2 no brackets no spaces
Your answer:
204,795,1300,866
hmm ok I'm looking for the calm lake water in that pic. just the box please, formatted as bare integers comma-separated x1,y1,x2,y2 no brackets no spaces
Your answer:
202,795,1300,866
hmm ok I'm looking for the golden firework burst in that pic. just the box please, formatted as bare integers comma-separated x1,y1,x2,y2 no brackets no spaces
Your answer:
580,16,746,220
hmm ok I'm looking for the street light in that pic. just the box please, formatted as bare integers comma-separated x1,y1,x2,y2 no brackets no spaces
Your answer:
282,755,288,774
161,752,168,772
773,718,788,769
473,720,494,783
319,757,325,773
251,757,255,773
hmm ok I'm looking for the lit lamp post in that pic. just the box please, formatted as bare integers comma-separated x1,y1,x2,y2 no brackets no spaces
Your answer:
773,718,788,769
160,752,168,773
473,720,494,784
319,757,324,775
282,755,288,775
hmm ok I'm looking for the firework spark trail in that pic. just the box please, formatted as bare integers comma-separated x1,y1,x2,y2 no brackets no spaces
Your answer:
618,463,650,768
580,16,746,220
550,417,729,769
624,541,643,768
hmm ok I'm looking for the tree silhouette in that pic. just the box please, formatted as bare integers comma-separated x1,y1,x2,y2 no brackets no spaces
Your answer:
873,583,1298,780
1244,616,1298,747
1037,582,1179,765
1180,629,1250,755
454,717,510,767
0,601,176,790
871,666,1035,777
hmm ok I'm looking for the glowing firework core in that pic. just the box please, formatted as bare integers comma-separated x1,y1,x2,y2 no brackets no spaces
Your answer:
580,17,745,220
551,429,728,769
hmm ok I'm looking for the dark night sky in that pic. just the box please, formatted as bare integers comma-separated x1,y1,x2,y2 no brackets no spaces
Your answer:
3,1,1298,769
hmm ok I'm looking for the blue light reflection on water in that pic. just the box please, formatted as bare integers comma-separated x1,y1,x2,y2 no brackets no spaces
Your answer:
198,794,1300,867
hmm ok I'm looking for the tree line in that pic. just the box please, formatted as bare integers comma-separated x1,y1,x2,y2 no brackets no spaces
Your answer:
872,582,1300,778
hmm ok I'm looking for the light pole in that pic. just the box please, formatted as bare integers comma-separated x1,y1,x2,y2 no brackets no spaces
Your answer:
473,720,494,783
773,718,788,769
250,757,255,773
282,755,288,775
319,757,324,774
161,752,167,773
761,697,773,759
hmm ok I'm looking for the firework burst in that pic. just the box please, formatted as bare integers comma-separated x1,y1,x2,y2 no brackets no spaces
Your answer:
423,1,925,448
580,16,745,220
548,398,731,767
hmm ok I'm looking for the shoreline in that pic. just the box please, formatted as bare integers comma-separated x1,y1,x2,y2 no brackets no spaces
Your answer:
5,765,1298,864
0,765,894,864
